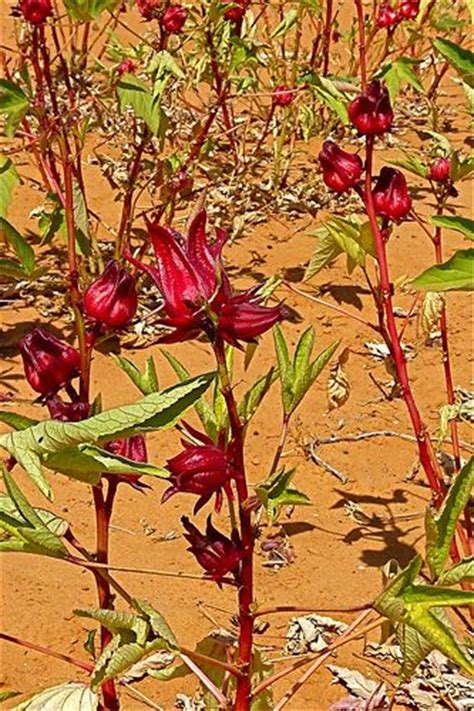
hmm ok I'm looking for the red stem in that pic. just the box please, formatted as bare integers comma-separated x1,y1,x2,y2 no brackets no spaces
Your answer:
0,632,93,673
214,337,253,710
92,481,119,711
322,0,333,75
207,31,238,159
354,0,368,89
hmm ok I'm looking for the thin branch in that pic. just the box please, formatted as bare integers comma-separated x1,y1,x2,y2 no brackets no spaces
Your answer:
0,631,93,673
285,283,379,332
71,558,236,585
179,653,230,708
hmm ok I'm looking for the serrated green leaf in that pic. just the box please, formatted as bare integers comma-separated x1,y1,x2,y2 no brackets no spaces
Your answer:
0,218,35,274
256,468,311,524
425,457,474,578
111,354,159,395
304,228,343,280
402,584,474,607
0,157,20,219
389,154,429,179
273,325,294,414
374,555,423,621
431,215,474,240
238,368,276,424
433,37,474,88
63,0,118,21
0,411,39,431
12,682,99,711
412,249,474,292
378,58,423,101
0,373,213,498
132,599,178,649
162,351,218,440
271,8,298,38
75,607,145,635
450,151,474,182
0,79,29,137
438,557,474,586
118,75,163,135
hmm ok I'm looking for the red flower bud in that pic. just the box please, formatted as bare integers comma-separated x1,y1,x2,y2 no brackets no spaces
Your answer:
83,261,138,330
272,85,295,107
161,4,187,33
182,515,243,584
107,435,148,486
319,140,363,193
348,80,393,136
372,167,412,222
376,3,399,28
163,433,235,513
18,0,52,23
46,395,90,422
136,0,160,21
428,158,451,184
398,0,419,20
117,58,136,76
217,291,285,347
223,0,249,22
19,328,80,396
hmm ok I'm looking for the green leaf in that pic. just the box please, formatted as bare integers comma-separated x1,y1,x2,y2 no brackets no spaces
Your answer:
118,75,163,135
112,355,159,395
273,325,293,414
0,79,29,137
132,599,178,649
256,468,311,524
12,682,99,711
0,467,68,558
0,157,20,218
72,181,90,257
0,373,214,498
0,691,21,703
389,154,428,179
378,58,424,101
402,584,474,607
431,215,474,240
75,607,146,635
374,555,423,621
0,218,35,275
45,443,169,484
271,8,298,38
63,0,118,21
425,457,474,578
238,368,276,424
433,37,474,88
0,411,38,431
438,557,474,586
450,150,474,182
411,249,474,291
304,228,343,280
161,350,218,440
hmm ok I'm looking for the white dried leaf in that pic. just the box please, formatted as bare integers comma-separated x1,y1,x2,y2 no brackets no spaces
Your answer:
328,665,386,701
286,615,348,655
421,292,445,338
327,348,350,410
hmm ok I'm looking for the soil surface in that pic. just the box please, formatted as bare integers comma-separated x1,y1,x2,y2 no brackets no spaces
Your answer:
1,4,473,710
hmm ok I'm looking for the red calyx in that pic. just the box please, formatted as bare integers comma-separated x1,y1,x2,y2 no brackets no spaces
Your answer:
428,158,451,184
107,435,148,487
161,4,187,33
217,291,285,347
17,0,52,24
398,0,420,20
376,3,400,28
19,327,80,396
136,0,161,21
182,515,243,585
348,80,394,136
46,395,90,422
372,167,412,222
83,260,138,330
117,58,136,76
319,140,363,193
223,0,249,22
163,430,235,513
272,85,296,107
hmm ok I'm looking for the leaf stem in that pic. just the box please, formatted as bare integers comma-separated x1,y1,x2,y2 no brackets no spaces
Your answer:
0,631,93,673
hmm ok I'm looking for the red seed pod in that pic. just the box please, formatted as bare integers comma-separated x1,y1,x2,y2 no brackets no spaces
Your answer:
161,4,187,33
318,140,364,193
398,0,420,20
272,84,295,107
223,0,249,22
83,261,138,330
107,435,148,486
19,328,80,396
182,515,243,585
163,435,235,513
376,3,399,28
17,0,52,24
117,58,136,76
428,158,451,184
372,167,412,222
348,80,394,136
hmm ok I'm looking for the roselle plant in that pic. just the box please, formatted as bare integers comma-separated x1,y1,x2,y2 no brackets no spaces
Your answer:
1,1,474,709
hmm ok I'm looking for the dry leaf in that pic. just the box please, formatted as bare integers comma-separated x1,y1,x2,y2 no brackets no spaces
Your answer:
327,348,350,410
421,292,445,338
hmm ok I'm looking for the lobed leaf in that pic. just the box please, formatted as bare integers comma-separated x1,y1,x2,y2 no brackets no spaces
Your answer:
411,249,474,292
12,682,98,711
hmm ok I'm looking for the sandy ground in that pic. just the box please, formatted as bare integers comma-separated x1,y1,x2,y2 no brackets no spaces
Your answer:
1,3,473,709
